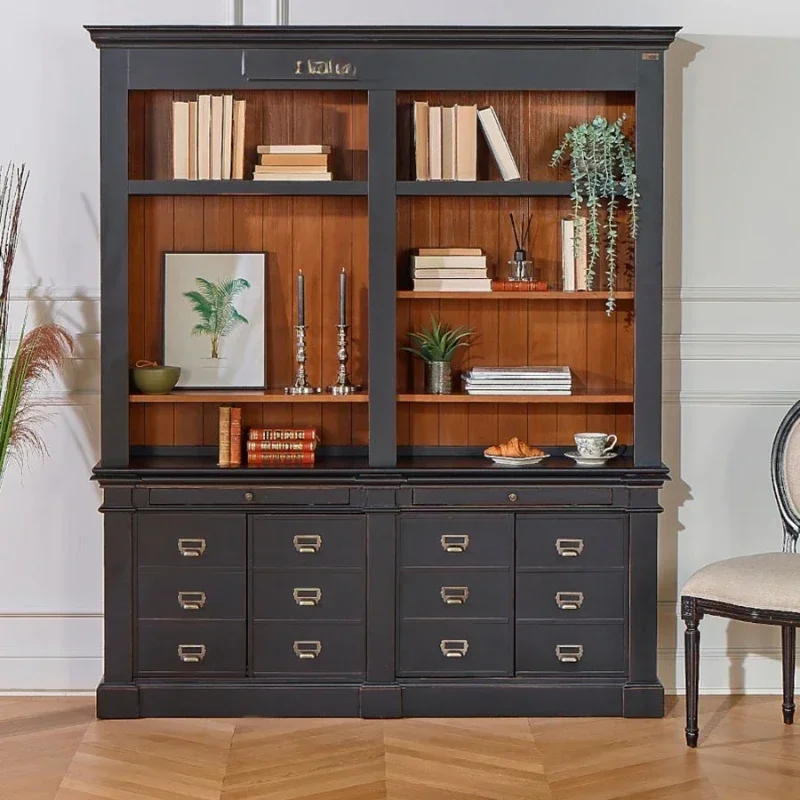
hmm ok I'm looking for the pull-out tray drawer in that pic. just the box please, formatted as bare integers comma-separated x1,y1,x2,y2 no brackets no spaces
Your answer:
411,486,614,508
516,622,625,674
148,486,351,507
138,514,246,568
138,569,246,620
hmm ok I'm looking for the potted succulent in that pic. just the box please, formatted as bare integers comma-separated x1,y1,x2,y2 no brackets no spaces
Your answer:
402,315,474,395
0,164,73,487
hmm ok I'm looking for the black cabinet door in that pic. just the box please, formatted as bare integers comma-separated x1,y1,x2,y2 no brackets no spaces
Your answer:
138,514,246,568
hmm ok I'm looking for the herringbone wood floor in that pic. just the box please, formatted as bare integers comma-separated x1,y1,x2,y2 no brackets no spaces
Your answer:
0,697,797,799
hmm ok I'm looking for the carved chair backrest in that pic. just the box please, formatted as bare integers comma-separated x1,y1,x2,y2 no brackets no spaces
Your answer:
771,399,800,553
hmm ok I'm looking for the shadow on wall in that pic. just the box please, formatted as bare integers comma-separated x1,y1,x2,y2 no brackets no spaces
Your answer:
658,35,703,691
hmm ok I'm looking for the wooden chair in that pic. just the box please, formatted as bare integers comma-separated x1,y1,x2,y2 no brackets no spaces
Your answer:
680,400,800,747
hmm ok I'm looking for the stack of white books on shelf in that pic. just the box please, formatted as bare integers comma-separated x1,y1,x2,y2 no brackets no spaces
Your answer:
411,247,491,292
463,366,573,396
253,145,333,181
561,217,589,291
172,95,246,180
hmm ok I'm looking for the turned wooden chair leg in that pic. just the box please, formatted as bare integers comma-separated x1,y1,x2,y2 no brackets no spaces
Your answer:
782,625,796,725
683,604,701,747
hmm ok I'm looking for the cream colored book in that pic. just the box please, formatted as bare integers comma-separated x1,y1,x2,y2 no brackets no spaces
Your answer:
210,95,223,180
456,104,478,181
561,219,576,291
417,247,483,256
232,100,246,180
428,106,442,181
222,94,233,180
442,106,457,181
252,173,333,181
478,106,520,181
413,278,492,292
254,165,330,174
257,144,331,154
413,100,430,181
188,101,198,180
197,95,211,180
260,154,329,167
574,217,589,290
172,101,189,179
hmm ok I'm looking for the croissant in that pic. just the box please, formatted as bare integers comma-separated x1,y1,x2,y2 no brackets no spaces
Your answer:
484,437,546,458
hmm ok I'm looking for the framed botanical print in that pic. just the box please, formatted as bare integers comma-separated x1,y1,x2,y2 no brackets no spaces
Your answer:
163,252,265,389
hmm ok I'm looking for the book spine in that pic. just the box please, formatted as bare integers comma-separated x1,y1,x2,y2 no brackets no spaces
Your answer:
229,407,242,467
574,217,589,291
246,440,318,453
247,428,319,441
490,280,549,292
218,406,231,467
561,220,576,291
247,452,316,466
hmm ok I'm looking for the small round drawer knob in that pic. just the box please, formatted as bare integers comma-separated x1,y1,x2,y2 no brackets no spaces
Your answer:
244,491,254,502
508,493,518,503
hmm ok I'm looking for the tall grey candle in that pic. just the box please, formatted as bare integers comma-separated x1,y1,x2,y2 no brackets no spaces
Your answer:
298,270,305,326
339,268,346,326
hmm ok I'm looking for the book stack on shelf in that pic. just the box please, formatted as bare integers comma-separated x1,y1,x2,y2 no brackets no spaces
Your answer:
463,366,573,396
246,427,320,466
217,407,242,467
413,102,519,181
172,95,246,180
253,145,333,181
411,247,491,292
561,217,590,291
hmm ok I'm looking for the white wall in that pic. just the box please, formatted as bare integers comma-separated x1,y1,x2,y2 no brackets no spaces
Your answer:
1,0,798,693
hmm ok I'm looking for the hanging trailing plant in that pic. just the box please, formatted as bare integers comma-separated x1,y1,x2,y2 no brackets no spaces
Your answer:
550,115,638,314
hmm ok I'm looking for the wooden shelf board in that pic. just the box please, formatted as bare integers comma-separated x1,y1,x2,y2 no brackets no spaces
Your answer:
129,180,368,197
130,390,369,404
397,390,633,404
396,180,627,197
396,291,634,301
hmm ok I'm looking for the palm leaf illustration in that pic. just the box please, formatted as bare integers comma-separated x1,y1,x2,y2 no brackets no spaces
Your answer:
183,276,251,359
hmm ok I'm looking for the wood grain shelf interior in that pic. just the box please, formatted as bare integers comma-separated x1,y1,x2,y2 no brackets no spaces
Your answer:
130,391,368,404
397,291,634,301
398,390,633,404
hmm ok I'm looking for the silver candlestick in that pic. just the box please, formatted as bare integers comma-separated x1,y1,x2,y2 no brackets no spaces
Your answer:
285,325,321,395
327,324,361,395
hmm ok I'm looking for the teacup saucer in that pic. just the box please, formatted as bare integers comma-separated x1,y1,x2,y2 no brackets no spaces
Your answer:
565,451,618,466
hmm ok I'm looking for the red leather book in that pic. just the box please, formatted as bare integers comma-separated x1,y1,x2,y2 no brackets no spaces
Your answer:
247,427,319,442
247,452,315,466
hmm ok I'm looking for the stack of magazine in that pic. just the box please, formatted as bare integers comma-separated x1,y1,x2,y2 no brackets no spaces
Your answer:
463,366,573,396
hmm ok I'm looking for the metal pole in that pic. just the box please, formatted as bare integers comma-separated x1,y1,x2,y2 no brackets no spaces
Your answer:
277,0,290,25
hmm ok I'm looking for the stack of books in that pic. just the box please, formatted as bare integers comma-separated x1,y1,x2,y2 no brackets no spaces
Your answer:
411,248,491,292
413,103,519,181
253,145,333,181
561,218,589,291
172,95,246,180
246,427,320,466
217,407,243,467
463,367,573,396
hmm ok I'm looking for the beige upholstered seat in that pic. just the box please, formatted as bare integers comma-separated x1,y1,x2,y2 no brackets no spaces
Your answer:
682,553,800,613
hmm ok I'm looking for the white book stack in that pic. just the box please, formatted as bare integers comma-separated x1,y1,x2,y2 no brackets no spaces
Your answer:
463,366,573,396
411,247,491,292
253,145,333,181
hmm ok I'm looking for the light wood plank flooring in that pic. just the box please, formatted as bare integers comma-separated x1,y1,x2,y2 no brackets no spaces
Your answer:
0,696,797,799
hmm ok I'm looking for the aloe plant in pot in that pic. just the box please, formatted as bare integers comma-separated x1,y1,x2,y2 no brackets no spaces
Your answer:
402,315,474,395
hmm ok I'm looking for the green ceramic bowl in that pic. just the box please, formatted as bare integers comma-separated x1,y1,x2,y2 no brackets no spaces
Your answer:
131,365,181,395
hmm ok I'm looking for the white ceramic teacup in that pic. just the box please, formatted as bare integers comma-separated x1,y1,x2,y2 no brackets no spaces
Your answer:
574,432,617,458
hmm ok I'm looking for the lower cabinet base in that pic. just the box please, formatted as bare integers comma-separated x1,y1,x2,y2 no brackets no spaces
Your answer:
97,679,664,719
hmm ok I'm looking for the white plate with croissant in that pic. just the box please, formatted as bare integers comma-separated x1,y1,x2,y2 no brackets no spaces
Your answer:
484,437,550,466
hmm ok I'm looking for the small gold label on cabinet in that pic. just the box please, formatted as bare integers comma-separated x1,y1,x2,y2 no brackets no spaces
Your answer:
642,52,660,61
295,58,357,77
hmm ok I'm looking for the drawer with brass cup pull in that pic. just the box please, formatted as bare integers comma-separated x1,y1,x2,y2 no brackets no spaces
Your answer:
138,514,246,568
252,515,365,569
252,570,365,621
399,514,513,568
398,620,511,677
515,622,625,674
516,571,625,621
252,621,365,678
399,569,510,620
137,620,245,676
138,569,245,619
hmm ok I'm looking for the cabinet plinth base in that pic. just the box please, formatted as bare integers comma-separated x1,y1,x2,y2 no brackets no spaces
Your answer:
622,681,666,718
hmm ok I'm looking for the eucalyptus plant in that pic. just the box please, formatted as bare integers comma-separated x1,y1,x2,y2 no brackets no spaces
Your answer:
402,315,474,363
551,115,639,314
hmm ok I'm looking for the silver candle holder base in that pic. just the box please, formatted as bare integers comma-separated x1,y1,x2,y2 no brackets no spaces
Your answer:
285,324,321,395
328,324,361,395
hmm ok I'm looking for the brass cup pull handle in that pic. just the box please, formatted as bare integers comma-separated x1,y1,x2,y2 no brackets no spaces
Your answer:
293,640,322,660
177,644,206,663
293,587,322,606
555,538,584,558
177,591,207,611
555,644,584,664
440,639,469,658
440,586,469,605
293,534,322,554
555,591,584,611
441,534,469,553
178,538,206,557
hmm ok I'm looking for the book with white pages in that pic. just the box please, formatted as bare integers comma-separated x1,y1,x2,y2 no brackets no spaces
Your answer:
561,219,576,291
468,366,572,377
477,106,520,180
413,279,492,292
465,388,573,396
412,269,489,279
411,255,486,269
